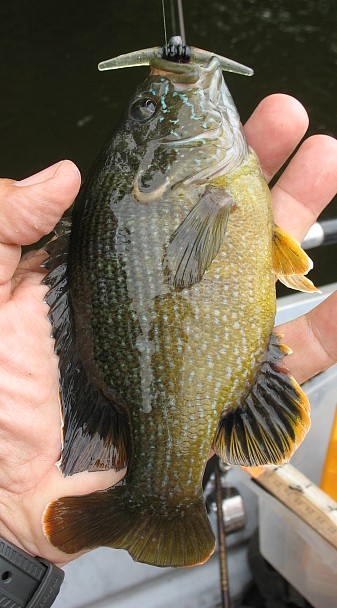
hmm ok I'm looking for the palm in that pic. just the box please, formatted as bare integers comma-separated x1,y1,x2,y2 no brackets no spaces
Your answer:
0,262,60,489
0,95,336,567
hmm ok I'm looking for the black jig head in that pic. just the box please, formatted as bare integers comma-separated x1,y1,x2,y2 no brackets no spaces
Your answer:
162,36,191,63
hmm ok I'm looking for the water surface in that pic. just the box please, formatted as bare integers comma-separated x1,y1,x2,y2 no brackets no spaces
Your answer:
0,0,336,285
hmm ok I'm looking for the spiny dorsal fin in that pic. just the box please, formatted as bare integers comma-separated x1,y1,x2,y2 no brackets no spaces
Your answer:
213,332,310,466
43,219,130,475
163,187,235,290
272,224,320,293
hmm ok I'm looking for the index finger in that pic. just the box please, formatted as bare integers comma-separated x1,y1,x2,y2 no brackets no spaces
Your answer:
271,134,337,241
243,94,309,183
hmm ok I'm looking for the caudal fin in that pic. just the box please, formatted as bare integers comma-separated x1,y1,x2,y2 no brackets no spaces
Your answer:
44,486,215,567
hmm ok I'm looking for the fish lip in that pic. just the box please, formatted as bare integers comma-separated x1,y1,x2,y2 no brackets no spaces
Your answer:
150,56,221,87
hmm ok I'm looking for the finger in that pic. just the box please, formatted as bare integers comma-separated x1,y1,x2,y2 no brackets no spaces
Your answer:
243,94,309,182
0,244,21,291
0,160,81,246
0,249,49,306
0,161,80,298
14,249,49,288
276,290,337,385
271,134,337,241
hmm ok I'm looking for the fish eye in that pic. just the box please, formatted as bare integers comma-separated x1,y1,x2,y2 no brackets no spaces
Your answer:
129,98,157,122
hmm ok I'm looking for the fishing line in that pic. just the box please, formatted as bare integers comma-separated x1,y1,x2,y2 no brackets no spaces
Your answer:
162,0,168,46
167,1,186,43
215,459,232,608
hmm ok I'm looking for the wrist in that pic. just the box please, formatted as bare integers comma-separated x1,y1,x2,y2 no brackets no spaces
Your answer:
0,534,64,608
0,486,71,568
0,490,28,552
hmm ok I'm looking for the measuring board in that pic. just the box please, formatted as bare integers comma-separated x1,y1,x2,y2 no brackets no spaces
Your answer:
244,464,337,550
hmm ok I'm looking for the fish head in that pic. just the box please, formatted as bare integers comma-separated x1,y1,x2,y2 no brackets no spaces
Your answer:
124,57,248,203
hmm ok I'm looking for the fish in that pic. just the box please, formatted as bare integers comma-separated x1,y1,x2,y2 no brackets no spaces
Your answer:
43,39,315,568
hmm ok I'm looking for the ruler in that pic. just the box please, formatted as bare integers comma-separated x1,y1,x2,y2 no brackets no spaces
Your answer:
244,464,337,550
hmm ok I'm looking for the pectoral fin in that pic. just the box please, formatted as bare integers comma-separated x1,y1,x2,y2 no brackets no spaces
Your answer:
272,224,319,292
213,333,310,466
163,187,235,289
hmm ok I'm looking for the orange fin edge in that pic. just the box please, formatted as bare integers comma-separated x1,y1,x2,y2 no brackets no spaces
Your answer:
272,224,320,293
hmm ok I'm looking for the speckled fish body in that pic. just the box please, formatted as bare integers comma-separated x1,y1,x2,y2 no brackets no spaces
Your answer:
43,56,311,567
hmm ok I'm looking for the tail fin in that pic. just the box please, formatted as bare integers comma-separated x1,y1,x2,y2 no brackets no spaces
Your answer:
44,486,215,567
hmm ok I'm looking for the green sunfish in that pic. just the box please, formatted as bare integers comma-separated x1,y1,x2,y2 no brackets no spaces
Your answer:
43,43,315,567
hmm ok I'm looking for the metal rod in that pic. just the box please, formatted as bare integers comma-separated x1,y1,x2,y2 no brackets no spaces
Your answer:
170,0,177,38
176,0,186,45
303,219,337,250
215,458,232,608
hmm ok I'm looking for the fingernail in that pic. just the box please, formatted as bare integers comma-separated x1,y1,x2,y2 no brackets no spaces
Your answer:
14,160,80,187
53,160,81,181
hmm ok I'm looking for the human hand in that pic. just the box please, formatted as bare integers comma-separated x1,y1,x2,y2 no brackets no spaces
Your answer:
0,161,126,567
0,95,336,568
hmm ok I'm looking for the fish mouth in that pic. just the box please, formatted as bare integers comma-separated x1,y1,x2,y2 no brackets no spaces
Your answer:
150,55,221,86
157,60,225,149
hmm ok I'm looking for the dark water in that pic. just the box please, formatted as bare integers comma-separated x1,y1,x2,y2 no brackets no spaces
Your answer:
0,0,336,286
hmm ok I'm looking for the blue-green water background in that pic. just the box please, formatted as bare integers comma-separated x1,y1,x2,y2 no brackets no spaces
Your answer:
0,0,336,287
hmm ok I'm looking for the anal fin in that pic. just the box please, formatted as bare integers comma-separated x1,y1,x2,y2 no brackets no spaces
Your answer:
273,224,320,293
58,360,130,475
214,333,310,466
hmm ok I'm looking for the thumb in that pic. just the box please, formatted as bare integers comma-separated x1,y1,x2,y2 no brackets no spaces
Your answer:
0,160,81,246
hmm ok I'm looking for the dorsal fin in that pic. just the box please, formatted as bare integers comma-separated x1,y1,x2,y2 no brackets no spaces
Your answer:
43,219,130,475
